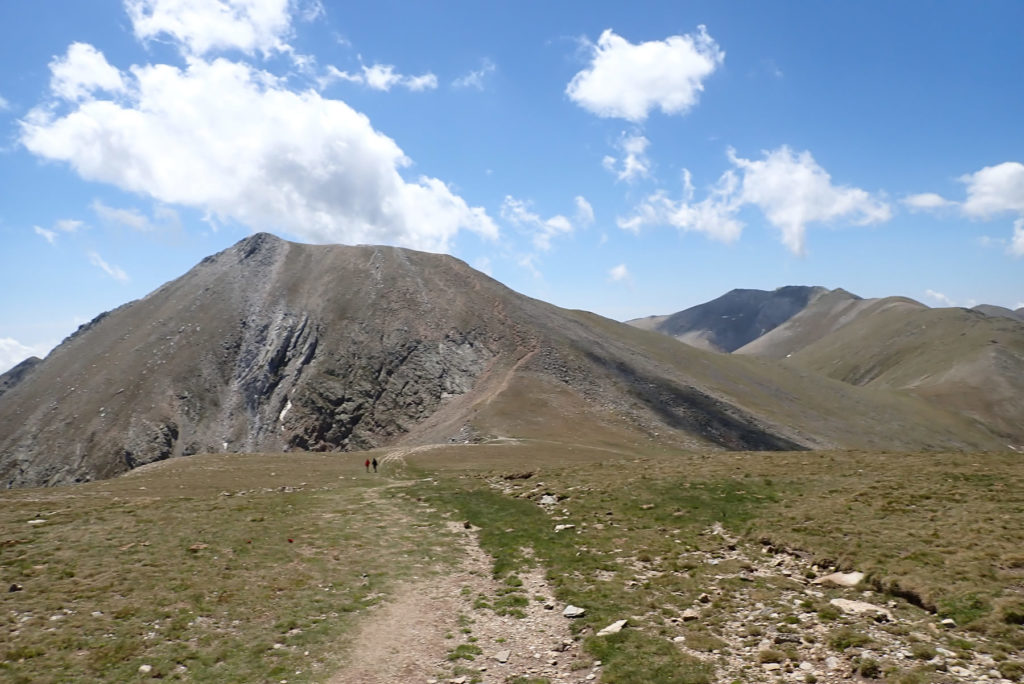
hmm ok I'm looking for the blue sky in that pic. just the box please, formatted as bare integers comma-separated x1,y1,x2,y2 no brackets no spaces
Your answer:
2,0,1023,372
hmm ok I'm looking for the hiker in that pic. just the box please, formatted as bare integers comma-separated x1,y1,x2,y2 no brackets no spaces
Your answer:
372,457,378,473
364,458,370,472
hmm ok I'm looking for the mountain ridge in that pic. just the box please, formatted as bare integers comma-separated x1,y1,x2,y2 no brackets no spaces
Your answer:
1,234,1006,488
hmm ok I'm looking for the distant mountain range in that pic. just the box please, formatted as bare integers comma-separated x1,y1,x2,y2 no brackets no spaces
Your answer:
629,286,1024,444
0,235,1016,488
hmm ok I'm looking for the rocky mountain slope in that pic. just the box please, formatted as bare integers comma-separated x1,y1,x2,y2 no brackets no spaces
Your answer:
0,356,41,399
626,286,831,352
0,235,1007,488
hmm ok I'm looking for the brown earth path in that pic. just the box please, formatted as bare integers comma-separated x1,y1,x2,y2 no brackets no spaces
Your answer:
328,481,600,684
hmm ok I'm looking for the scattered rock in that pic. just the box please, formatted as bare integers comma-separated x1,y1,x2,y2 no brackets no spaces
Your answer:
493,650,511,663
681,608,700,621
829,598,893,621
563,605,586,618
597,619,628,636
26,519,46,525
539,495,558,505
8,583,23,592
813,571,864,587
138,664,152,674
554,524,575,532
941,618,957,628
187,543,209,552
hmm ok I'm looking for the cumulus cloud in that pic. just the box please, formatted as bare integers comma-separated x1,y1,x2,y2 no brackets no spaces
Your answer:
619,146,891,254
21,49,495,252
452,59,496,90
0,94,10,111
125,0,299,57
501,196,574,251
566,26,724,122
608,263,629,282
323,63,438,92
903,192,954,211
618,168,743,242
574,196,595,226
0,338,52,374
961,162,1024,217
87,250,129,282
50,43,126,101
730,146,891,254
33,226,57,244
602,132,651,182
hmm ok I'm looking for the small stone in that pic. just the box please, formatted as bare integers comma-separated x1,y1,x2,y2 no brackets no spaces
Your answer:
799,661,813,671
672,636,686,643
554,524,575,532
138,664,152,674
941,618,957,628
188,543,209,552
825,656,840,670
27,519,47,525
763,663,781,671
450,677,467,684
563,605,586,618
494,650,511,663
539,495,558,505
681,608,700,621
698,593,711,603
8,583,23,592
597,619,627,636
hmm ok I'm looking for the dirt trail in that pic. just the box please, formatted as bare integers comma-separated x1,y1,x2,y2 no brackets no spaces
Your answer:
329,483,599,684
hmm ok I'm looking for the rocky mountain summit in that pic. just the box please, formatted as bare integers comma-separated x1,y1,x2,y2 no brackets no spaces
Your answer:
0,235,1007,488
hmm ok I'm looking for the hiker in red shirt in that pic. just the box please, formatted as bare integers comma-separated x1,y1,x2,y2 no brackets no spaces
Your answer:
364,458,370,472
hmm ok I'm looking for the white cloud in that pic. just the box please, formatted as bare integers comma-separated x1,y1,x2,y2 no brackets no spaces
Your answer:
574,196,594,226
961,162,1024,217
619,146,891,254
0,338,52,374
92,200,151,230
924,289,956,307
618,168,743,242
87,250,129,282
602,132,651,182
1012,218,1024,257
0,94,9,111
321,63,437,92
22,52,496,252
956,161,1024,257
49,43,126,101
55,219,83,233
903,192,954,211
33,226,57,244
566,26,724,122
452,59,496,90
608,263,629,282
501,196,575,251
730,146,891,254
125,0,298,57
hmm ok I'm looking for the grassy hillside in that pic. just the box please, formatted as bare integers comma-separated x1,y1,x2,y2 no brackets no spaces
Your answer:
3,444,1022,682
